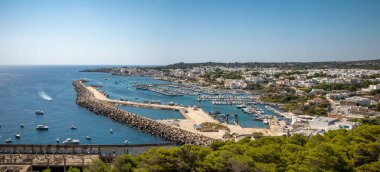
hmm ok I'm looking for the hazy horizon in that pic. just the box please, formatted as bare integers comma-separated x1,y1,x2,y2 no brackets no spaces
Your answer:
1,0,380,65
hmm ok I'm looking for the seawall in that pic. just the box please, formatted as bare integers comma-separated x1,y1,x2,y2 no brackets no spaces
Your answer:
72,80,215,146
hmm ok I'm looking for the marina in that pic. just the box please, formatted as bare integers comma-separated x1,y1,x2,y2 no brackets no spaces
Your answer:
0,66,284,145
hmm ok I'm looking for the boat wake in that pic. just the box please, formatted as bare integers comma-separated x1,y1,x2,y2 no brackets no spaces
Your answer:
38,90,53,101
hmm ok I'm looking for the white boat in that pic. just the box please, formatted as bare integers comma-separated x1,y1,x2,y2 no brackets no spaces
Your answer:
62,138,80,145
56,138,60,143
35,110,44,115
236,104,247,108
36,125,49,130
109,129,113,133
123,140,129,144
85,136,91,140
263,119,269,125
70,125,77,130
5,138,12,143
15,133,21,139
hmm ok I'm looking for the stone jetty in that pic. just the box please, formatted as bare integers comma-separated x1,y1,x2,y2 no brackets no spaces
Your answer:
73,80,215,146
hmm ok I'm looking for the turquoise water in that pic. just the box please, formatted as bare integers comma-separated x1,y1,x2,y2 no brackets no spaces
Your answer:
117,106,184,120
0,66,273,145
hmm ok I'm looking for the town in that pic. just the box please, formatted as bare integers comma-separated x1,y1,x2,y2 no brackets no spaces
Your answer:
83,60,380,138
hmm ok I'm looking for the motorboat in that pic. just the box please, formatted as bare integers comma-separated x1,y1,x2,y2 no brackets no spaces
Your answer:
109,129,113,133
70,125,77,130
62,138,80,145
5,138,12,143
15,133,21,139
123,140,129,144
20,124,24,128
56,138,60,143
236,104,247,108
36,125,49,130
35,110,44,115
85,136,91,140
263,119,269,125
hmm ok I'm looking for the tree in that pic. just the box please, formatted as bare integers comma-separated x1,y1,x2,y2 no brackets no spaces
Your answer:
67,167,81,172
86,159,111,172
112,155,138,172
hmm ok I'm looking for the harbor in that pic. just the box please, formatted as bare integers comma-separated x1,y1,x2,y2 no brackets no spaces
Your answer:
81,80,287,140
0,66,287,145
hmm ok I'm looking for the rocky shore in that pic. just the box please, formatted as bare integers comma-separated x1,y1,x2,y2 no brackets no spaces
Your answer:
73,80,215,146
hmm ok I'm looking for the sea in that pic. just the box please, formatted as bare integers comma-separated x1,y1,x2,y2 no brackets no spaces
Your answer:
0,65,276,145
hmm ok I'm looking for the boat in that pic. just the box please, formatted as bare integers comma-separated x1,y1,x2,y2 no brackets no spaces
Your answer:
5,138,12,143
35,110,44,115
70,125,77,130
263,119,269,125
62,138,80,145
15,133,21,139
255,117,265,121
123,140,129,144
109,129,113,133
236,104,247,108
56,138,60,143
85,136,91,140
20,124,24,128
36,125,49,130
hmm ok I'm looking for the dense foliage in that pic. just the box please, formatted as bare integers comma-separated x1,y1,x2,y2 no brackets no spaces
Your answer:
86,124,380,172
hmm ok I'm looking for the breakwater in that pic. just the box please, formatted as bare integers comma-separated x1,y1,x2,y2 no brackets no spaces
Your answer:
73,80,215,146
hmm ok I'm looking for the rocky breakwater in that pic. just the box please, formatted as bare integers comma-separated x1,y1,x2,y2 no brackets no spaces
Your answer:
72,80,215,146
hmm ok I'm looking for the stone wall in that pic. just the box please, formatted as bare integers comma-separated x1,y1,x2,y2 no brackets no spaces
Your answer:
72,80,215,146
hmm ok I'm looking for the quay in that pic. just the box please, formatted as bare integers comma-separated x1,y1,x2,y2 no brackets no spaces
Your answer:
73,80,215,146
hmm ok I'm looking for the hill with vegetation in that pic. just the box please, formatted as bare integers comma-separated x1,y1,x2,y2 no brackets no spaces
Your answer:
155,59,380,70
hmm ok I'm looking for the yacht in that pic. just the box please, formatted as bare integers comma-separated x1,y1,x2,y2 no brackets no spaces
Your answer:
35,110,44,115
85,136,91,140
62,138,80,145
36,125,49,130
5,138,12,143
14,133,21,139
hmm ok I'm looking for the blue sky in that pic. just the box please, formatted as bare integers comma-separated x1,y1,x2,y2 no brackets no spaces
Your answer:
0,0,379,65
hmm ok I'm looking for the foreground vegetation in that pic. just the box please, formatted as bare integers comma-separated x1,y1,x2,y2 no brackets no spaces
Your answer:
83,123,380,172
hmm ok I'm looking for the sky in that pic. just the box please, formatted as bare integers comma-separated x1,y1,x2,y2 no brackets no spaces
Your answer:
0,0,379,65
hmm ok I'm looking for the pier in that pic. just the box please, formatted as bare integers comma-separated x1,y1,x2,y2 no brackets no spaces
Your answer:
73,80,215,146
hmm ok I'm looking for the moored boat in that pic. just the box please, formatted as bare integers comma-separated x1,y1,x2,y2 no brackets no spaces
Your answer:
36,125,49,130
14,133,21,139
85,136,91,140
62,138,80,145
5,138,12,143
35,110,44,115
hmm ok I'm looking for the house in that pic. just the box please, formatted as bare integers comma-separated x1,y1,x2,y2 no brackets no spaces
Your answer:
310,89,325,94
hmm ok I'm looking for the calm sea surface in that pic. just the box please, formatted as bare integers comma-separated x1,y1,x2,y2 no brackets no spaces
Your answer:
0,66,272,145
